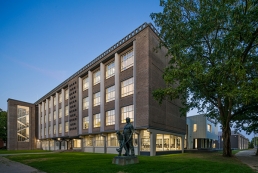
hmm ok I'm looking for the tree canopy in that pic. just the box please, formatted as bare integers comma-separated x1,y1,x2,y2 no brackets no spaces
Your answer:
151,0,258,156
0,108,7,145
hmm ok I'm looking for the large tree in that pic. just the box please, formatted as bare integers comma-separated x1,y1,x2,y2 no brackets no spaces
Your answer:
151,0,258,157
0,108,7,146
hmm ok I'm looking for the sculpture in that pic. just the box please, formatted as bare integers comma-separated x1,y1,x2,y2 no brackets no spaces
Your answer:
116,117,135,156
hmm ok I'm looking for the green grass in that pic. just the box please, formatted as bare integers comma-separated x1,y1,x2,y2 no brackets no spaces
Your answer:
4,151,256,173
0,149,51,154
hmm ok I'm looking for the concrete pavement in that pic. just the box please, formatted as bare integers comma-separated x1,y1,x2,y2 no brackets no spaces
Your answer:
235,148,258,172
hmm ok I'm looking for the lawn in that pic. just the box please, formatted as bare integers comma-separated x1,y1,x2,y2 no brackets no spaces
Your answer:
3,151,256,173
0,149,51,154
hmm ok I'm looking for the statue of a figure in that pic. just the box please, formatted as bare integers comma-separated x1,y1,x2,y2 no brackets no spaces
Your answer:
116,117,135,156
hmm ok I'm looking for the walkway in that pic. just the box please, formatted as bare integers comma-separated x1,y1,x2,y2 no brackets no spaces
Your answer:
235,148,258,172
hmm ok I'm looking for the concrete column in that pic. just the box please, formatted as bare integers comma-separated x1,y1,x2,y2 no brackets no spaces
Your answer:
61,89,65,136
115,53,120,130
50,96,53,137
150,131,156,156
78,77,82,134
38,104,41,139
46,99,49,138
181,135,184,153
55,93,59,137
100,63,105,132
42,102,45,138
133,40,136,127
88,71,93,133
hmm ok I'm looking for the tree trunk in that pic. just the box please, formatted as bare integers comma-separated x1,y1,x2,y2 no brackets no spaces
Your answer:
256,148,258,156
222,124,232,157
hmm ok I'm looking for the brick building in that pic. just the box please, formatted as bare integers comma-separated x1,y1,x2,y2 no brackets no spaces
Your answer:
7,23,186,156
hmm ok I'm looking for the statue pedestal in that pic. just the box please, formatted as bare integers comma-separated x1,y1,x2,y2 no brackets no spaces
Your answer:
112,156,139,165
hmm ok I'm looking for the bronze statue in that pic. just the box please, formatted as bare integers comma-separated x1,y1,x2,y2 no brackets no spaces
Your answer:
116,117,135,156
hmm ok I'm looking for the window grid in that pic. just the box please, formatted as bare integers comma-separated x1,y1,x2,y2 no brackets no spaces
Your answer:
65,90,69,100
106,110,115,125
93,92,100,106
83,97,89,110
54,111,56,120
58,109,62,118
121,77,134,97
93,70,100,85
207,124,211,132
121,105,134,123
53,97,56,106
58,123,62,133
48,114,51,122
193,124,197,132
59,93,62,103
65,106,68,116
94,114,101,127
65,122,69,132
106,61,115,79
83,77,89,91
106,85,115,102
121,49,134,71
53,125,56,134
44,115,46,123
83,116,89,129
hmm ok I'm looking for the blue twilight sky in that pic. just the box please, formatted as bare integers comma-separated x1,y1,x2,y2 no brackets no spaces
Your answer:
0,0,253,140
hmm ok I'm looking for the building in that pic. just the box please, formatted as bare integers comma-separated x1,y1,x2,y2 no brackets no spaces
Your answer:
216,131,249,150
187,114,218,149
7,23,186,156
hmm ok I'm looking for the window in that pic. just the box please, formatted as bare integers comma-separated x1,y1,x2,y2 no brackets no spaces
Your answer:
121,105,134,123
41,116,43,124
193,124,197,132
44,115,46,123
48,127,51,134
65,122,69,132
106,110,115,125
54,111,56,120
45,128,46,135
93,92,100,106
83,77,89,91
53,97,56,106
83,116,89,129
83,97,89,110
106,85,115,102
121,77,134,97
59,123,62,133
65,106,68,116
207,124,212,132
49,113,51,122
17,105,30,142
48,99,51,108
95,135,104,146
108,133,119,146
121,49,134,71
59,93,62,103
106,61,115,79
58,108,62,118
65,90,69,100
54,125,56,134
93,70,100,85
94,113,101,127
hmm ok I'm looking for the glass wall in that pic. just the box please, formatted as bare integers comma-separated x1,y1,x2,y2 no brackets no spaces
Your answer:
17,105,29,142
141,130,150,151
156,134,182,151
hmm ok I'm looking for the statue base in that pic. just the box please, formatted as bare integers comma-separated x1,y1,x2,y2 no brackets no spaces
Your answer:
112,156,139,165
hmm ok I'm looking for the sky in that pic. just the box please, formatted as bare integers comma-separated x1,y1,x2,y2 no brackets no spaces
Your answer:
0,0,254,140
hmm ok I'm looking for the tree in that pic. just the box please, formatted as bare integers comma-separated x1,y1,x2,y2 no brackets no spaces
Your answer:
0,108,7,147
151,0,258,157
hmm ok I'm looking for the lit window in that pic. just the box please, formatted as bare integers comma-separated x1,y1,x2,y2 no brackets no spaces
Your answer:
65,90,69,100
95,135,104,146
58,108,62,118
53,97,56,106
93,70,100,85
59,123,62,133
83,77,89,91
65,106,68,116
207,124,211,132
83,97,89,110
93,92,100,106
94,113,101,127
59,93,62,103
193,124,197,132
106,85,115,102
54,111,56,120
54,125,56,134
106,110,115,125
121,77,134,97
65,122,69,132
106,61,115,79
121,105,134,123
121,49,134,71
83,116,89,129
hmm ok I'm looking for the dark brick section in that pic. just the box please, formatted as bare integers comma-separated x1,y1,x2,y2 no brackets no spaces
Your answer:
7,99,37,150
68,78,78,137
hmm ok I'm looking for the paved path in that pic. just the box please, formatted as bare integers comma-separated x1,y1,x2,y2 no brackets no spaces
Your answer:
0,155,46,173
235,148,258,172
